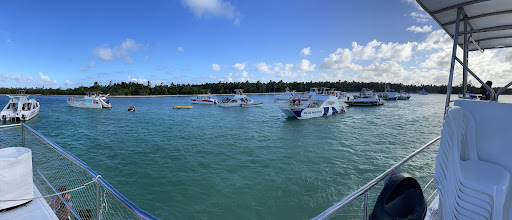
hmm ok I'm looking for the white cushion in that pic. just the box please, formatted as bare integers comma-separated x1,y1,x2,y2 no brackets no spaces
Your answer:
0,147,33,210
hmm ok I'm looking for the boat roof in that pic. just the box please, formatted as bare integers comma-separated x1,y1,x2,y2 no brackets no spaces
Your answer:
417,0,512,51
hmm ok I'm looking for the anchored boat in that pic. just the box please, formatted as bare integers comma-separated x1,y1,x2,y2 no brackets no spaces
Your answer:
344,88,384,106
219,89,262,107
0,92,40,121
191,93,218,104
313,1,512,219
67,91,112,109
280,92,347,119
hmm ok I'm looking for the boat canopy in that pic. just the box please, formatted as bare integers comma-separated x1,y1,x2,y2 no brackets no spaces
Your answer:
417,0,512,51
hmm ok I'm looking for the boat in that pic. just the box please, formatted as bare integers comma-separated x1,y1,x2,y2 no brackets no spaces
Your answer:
279,93,347,119
380,84,399,100
0,91,40,121
219,89,262,107
397,91,411,100
344,88,384,106
274,88,297,100
459,93,481,100
0,124,157,219
67,91,112,109
191,93,218,104
417,89,429,95
175,106,193,109
312,1,512,219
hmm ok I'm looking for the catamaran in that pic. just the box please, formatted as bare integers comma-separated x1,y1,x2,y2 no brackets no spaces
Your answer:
313,0,512,219
67,91,112,109
0,91,40,121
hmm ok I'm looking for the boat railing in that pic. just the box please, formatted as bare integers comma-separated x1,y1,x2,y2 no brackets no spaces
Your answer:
311,136,441,220
0,124,158,220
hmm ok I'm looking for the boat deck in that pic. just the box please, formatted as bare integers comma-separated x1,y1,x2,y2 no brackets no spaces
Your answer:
0,185,58,220
424,195,438,220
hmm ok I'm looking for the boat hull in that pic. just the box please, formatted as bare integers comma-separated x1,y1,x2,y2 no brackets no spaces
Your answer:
191,99,217,105
67,100,103,109
281,105,345,119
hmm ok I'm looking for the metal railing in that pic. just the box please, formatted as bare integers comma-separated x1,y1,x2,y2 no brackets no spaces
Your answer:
311,136,441,220
0,123,158,220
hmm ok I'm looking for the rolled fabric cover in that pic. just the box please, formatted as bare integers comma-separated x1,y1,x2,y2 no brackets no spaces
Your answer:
0,147,33,210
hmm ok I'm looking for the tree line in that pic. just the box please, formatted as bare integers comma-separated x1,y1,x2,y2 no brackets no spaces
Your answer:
0,80,510,95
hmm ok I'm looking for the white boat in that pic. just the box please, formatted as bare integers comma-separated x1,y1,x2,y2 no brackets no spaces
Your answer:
274,88,297,100
191,94,218,104
313,1,512,219
67,91,112,109
219,89,262,107
0,92,40,121
417,89,429,95
397,91,411,100
344,88,384,106
459,93,480,100
0,124,157,220
280,93,347,119
380,84,399,100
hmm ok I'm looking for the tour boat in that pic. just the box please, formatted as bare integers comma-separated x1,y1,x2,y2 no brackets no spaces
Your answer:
67,91,112,109
313,1,512,219
191,94,218,104
219,89,262,107
274,88,297,100
280,93,347,119
397,91,411,100
0,124,157,220
344,88,384,106
417,89,429,95
0,92,40,121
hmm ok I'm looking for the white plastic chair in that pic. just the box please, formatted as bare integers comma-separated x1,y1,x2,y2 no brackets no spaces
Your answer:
435,106,510,219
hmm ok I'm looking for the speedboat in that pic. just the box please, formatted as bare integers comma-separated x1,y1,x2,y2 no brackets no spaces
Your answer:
67,91,112,109
280,93,347,119
219,89,262,107
274,88,297,100
313,1,512,219
459,93,480,100
380,84,399,100
0,92,40,121
344,88,384,106
191,93,218,104
397,91,411,100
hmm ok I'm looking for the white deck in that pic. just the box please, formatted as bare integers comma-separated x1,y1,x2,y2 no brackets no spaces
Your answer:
0,185,58,220
425,195,438,220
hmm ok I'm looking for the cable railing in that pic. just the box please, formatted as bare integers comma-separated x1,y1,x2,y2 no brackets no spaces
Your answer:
0,123,158,220
311,136,441,220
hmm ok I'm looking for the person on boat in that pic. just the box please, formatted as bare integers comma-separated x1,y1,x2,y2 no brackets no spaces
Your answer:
479,80,493,100
106,99,110,104
50,186,73,220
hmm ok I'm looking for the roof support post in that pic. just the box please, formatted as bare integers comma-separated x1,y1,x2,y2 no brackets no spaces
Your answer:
463,15,469,99
445,7,462,116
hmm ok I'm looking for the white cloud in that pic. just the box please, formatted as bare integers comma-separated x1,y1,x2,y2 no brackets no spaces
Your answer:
301,47,311,56
177,47,184,52
420,49,451,68
39,72,57,85
410,12,429,22
212,64,221,72
416,29,451,51
93,38,144,64
181,0,241,25
80,61,95,72
241,70,248,77
296,59,316,72
407,25,433,33
255,62,274,74
232,62,247,70
128,76,148,84
0,74,33,83
65,80,73,87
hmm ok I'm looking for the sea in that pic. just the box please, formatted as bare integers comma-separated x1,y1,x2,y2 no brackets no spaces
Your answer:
2,93,510,219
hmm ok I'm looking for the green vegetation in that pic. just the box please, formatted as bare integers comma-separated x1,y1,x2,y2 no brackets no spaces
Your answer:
0,80,508,95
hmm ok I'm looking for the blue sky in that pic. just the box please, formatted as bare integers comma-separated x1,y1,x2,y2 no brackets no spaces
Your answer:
1,0,511,88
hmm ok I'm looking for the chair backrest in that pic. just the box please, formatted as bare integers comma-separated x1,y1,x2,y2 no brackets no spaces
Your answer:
454,100,512,172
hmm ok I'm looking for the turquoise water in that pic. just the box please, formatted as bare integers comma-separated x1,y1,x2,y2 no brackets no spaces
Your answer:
2,94,508,219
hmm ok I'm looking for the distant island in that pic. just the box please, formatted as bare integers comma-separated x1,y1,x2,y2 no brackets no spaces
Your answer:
0,80,507,96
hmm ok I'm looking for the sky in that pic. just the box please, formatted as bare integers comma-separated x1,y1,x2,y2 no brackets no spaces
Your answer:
1,0,511,89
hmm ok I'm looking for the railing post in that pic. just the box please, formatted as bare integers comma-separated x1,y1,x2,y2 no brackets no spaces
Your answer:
96,181,100,220
463,14,469,99
363,191,368,220
444,7,462,116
